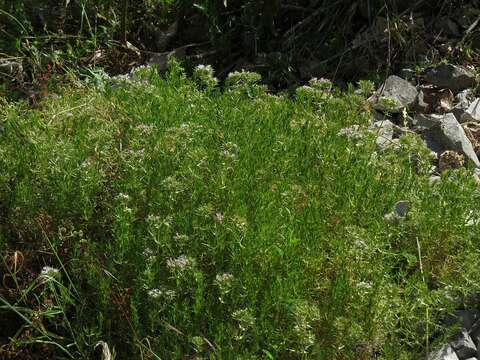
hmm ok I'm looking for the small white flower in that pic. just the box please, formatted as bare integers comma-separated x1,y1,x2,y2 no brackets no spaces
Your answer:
215,272,234,284
357,281,373,290
353,239,367,249
142,247,154,258
214,212,224,222
148,288,162,299
135,124,154,135
39,266,60,283
232,308,255,332
116,193,130,201
173,233,189,242
147,287,176,300
128,148,145,155
166,255,195,271
81,158,93,168
41,266,60,276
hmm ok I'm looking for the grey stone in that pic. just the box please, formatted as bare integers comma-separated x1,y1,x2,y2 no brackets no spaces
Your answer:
429,175,441,184
428,344,459,360
451,329,477,359
384,200,410,223
415,113,443,130
148,47,186,73
423,113,480,167
453,107,468,123
373,75,418,113
394,200,410,217
370,120,394,148
456,89,473,105
416,89,431,113
469,322,480,346
470,337,480,360
339,120,399,149
372,110,391,121
445,310,480,331
425,64,476,93
452,90,473,122
461,99,480,122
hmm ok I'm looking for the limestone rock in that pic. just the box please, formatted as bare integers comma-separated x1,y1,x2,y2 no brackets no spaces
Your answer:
462,122,480,155
450,329,477,359
370,120,394,148
461,98,480,122
372,75,418,113
414,113,443,130
456,89,473,107
445,310,480,331
425,64,476,93
384,200,410,223
428,344,459,360
423,113,480,167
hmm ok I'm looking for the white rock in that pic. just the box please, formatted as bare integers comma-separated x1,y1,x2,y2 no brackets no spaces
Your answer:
384,200,410,223
423,113,480,167
394,200,410,217
370,120,394,148
450,328,477,359
425,64,476,93
461,98,480,122
372,75,418,113
428,344,459,360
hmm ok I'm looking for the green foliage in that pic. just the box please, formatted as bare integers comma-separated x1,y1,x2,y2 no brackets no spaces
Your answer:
1,65,480,358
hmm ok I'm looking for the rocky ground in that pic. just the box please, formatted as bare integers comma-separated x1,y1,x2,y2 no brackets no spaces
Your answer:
347,64,480,360
4,57,480,360
344,63,480,180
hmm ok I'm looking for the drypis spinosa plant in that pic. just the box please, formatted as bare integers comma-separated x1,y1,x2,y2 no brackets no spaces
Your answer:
2,59,480,359
193,64,218,90
225,70,267,98
357,79,376,97
295,77,333,104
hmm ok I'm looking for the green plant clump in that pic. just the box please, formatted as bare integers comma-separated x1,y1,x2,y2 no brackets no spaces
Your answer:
1,63,480,359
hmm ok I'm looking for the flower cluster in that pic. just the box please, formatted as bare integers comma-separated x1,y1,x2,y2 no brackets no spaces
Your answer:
221,142,238,161
215,272,233,290
225,70,262,88
292,301,320,352
147,287,176,301
166,255,195,272
308,77,332,92
39,266,61,283
135,123,155,135
193,64,218,90
115,193,130,201
232,308,255,333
